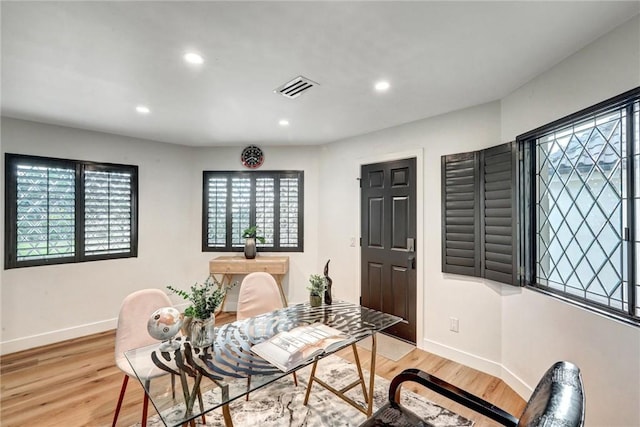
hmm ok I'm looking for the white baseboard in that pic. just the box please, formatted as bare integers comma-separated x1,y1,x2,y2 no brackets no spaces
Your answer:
1,318,117,355
423,338,533,399
500,363,534,400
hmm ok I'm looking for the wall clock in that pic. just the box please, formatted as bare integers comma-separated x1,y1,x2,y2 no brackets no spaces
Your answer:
241,145,264,169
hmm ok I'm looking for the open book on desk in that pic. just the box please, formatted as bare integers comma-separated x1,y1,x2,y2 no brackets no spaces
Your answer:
251,323,353,372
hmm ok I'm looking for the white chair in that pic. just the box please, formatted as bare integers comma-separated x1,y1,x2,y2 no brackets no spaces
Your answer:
237,272,297,396
112,289,175,427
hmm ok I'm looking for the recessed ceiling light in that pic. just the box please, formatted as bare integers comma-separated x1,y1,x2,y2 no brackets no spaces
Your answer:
279,119,290,126
136,105,150,114
184,52,204,65
374,81,390,92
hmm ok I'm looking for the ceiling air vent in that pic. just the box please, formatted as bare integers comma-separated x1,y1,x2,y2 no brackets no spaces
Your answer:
274,76,319,99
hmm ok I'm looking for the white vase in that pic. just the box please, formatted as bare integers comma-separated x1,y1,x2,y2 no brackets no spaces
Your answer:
189,314,215,348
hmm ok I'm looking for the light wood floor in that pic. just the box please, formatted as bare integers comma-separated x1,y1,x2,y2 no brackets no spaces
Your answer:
0,312,526,427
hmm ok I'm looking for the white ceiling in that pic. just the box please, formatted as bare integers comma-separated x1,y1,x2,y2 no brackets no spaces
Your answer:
2,1,639,147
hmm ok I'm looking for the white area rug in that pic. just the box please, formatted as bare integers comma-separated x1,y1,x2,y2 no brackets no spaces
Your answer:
134,355,471,427
356,333,415,361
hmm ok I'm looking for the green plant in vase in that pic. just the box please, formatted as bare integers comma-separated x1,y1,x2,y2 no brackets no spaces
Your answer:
242,225,266,259
167,276,235,347
307,274,327,307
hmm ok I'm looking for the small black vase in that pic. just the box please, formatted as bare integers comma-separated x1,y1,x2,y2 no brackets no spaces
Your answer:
244,237,256,259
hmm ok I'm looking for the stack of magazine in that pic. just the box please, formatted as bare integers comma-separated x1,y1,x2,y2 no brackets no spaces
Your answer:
251,323,353,372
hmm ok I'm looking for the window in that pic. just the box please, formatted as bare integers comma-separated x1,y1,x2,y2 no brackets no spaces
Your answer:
5,154,138,268
519,88,640,322
441,88,640,323
202,170,303,252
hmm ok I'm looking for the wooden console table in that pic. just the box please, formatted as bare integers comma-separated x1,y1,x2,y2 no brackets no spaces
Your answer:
209,255,290,311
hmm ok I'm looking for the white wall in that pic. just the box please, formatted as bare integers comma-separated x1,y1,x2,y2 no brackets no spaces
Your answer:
318,102,506,369
500,15,640,427
185,145,322,308
0,117,322,354
0,118,195,353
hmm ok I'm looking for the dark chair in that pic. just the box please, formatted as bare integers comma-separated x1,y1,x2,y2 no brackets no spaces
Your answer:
359,361,585,427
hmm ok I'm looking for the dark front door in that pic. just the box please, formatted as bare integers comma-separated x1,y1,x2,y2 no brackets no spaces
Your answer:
360,158,417,343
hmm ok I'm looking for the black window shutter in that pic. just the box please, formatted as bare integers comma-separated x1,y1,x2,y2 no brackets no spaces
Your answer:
481,142,518,286
441,152,481,277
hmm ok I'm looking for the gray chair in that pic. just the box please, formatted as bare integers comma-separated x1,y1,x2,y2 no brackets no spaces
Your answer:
359,361,585,427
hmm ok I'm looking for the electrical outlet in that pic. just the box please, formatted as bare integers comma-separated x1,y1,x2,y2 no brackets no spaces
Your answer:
349,237,356,247
449,317,459,333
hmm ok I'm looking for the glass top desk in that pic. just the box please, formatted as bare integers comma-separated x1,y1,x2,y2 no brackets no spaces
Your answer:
125,301,401,427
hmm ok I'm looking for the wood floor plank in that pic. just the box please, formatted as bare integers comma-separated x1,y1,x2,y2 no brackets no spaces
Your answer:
0,312,526,427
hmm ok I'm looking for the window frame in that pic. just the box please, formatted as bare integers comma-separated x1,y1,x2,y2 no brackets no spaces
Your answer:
4,153,139,269
201,170,304,253
517,87,640,325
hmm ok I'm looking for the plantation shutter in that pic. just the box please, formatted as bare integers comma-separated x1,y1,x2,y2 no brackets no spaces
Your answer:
205,176,228,248
481,142,517,285
256,177,276,246
441,152,481,276
231,177,251,247
279,175,301,248
6,154,138,268
84,167,135,256
441,143,518,286
203,171,303,251
14,162,76,262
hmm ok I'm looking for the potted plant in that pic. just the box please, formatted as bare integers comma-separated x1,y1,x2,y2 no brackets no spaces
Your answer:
307,274,327,307
242,225,266,259
167,276,235,347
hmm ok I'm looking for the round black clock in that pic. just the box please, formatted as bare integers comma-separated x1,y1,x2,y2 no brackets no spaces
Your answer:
241,145,264,169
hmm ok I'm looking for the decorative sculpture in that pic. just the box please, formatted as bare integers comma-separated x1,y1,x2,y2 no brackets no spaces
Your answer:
324,259,333,305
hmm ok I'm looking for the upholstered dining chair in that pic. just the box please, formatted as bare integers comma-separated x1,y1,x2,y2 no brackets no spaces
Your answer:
359,360,585,427
238,272,298,397
237,272,285,320
112,288,175,427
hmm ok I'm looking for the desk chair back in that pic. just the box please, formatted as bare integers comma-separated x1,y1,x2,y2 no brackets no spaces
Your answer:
112,288,173,427
237,272,283,320
114,289,172,372
236,272,297,396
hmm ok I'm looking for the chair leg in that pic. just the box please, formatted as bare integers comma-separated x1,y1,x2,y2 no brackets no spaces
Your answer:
142,391,149,427
142,379,150,427
292,372,298,387
112,375,129,427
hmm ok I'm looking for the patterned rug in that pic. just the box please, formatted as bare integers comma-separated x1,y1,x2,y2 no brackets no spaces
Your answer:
134,355,472,427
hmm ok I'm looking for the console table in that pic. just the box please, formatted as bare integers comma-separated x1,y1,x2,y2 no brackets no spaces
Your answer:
209,255,289,310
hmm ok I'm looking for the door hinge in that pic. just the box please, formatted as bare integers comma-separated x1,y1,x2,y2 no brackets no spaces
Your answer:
359,237,362,246
624,227,630,241
359,296,362,305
